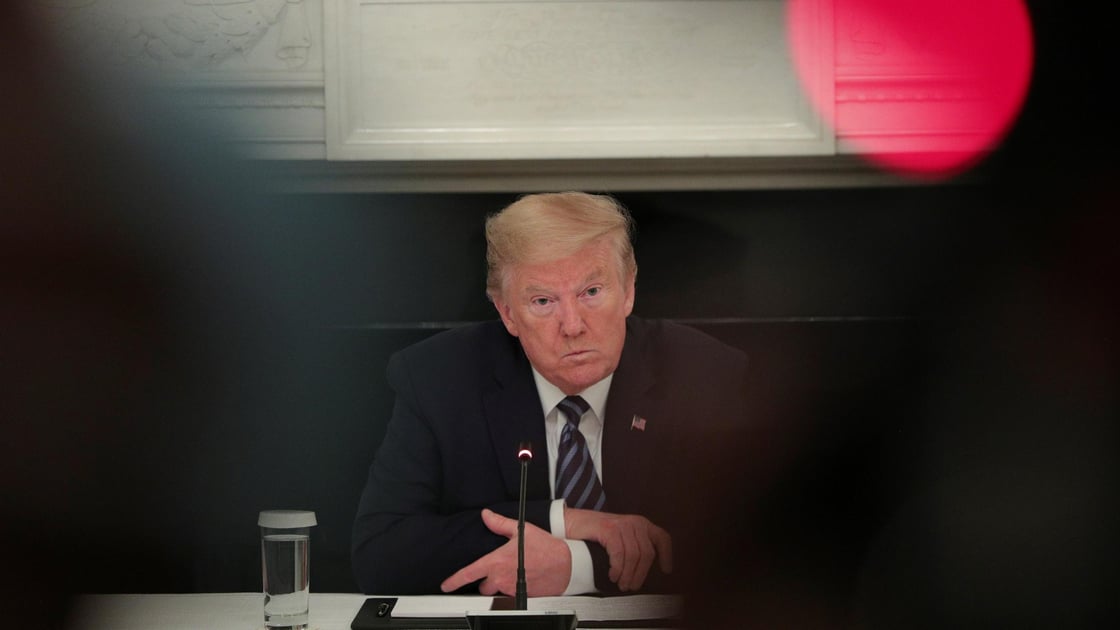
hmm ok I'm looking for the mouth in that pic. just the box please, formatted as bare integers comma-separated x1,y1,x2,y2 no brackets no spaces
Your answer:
563,349,594,360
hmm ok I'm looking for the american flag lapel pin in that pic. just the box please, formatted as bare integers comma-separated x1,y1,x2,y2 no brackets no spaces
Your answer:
630,414,647,431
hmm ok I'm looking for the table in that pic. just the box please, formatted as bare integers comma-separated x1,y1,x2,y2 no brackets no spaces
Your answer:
68,593,681,630
69,593,367,630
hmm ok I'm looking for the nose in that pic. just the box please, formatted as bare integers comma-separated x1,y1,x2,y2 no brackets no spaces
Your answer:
558,300,586,337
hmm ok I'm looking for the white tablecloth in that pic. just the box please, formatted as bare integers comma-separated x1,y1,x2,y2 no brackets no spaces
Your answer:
70,592,368,630
69,592,681,630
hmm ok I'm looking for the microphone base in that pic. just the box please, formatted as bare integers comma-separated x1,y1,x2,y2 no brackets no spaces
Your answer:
465,611,577,630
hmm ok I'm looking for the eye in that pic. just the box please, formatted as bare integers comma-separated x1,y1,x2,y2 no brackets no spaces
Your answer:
527,296,555,316
584,286,602,298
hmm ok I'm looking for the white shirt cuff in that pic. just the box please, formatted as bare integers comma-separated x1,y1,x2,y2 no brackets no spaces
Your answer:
562,540,597,595
549,499,597,595
549,498,566,537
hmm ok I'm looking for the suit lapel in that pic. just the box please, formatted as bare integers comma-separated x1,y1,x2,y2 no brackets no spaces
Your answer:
482,332,550,501
602,319,660,514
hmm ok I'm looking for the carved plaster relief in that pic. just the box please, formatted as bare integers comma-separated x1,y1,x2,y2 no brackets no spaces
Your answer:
33,0,315,73
32,1,328,159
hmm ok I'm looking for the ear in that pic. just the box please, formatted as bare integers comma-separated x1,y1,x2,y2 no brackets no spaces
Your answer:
493,296,519,337
622,273,636,317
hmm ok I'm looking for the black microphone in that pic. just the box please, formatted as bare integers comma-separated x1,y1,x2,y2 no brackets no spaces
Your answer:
515,441,533,610
463,441,576,630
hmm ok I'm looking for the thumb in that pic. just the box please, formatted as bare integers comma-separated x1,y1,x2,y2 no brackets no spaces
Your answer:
480,508,517,538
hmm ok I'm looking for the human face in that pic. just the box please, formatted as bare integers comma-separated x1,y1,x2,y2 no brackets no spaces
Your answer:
493,238,635,395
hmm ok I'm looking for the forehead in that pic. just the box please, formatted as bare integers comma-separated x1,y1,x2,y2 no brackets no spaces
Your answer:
506,238,619,293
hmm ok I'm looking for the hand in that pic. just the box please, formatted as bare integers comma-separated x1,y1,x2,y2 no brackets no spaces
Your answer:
440,508,572,596
564,506,673,592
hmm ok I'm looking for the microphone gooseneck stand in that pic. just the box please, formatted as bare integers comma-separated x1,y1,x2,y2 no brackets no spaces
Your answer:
516,442,531,610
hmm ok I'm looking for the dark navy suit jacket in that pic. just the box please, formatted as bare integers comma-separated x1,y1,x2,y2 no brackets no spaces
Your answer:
352,316,749,595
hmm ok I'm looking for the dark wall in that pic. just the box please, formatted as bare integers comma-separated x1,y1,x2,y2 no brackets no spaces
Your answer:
9,176,1116,625
156,182,1004,598
155,175,1117,630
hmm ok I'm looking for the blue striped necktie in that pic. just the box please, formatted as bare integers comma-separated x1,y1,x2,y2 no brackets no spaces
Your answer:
555,395,606,511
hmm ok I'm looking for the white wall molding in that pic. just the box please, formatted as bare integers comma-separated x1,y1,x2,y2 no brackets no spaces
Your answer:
176,81,326,109
35,0,320,73
258,154,929,193
36,0,329,159
324,0,835,161
31,1,1005,188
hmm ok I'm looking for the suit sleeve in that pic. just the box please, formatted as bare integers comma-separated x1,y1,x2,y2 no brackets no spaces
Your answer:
351,351,552,594
587,324,751,594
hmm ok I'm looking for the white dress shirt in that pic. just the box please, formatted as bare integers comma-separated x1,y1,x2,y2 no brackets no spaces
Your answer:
530,367,613,595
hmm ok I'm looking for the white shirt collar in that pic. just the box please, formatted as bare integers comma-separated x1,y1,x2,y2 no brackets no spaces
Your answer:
531,368,612,423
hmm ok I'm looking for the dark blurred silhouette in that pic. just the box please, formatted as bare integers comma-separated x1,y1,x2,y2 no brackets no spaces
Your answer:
683,3,1120,627
848,3,1120,625
2,2,369,626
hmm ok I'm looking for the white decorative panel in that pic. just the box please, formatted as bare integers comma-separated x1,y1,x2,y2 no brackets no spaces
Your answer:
34,0,328,158
325,0,834,160
34,0,320,73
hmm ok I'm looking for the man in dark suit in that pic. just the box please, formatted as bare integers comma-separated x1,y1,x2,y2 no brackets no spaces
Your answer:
352,192,748,596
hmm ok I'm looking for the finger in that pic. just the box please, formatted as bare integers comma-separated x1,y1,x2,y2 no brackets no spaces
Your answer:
477,575,500,596
605,528,624,583
480,508,517,538
654,527,674,574
441,558,487,593
622,524,658,592
617,522,642,591
626,531,657,592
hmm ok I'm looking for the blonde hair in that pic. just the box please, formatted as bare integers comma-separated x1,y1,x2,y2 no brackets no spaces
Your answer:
485,192,637,300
